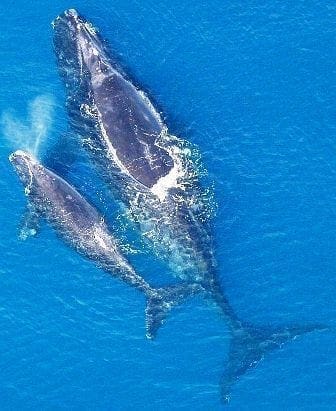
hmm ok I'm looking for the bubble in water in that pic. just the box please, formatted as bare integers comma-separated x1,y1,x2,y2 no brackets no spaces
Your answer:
1,94,55,157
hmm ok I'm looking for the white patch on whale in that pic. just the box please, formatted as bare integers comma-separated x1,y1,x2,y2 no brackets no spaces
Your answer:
150,143,185,201
93,224,111,250
84,21,97,36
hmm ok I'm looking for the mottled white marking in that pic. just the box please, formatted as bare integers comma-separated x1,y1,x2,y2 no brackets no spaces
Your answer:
93,225,109,250
96,113,131,176
84,21,97,35
137,89,164,129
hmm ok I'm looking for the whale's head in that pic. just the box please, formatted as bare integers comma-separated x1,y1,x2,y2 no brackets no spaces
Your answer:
9,150,37,181
52,9,109,91
9,150,40,194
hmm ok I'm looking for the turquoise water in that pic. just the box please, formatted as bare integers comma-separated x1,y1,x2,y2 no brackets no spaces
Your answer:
1,1,336,409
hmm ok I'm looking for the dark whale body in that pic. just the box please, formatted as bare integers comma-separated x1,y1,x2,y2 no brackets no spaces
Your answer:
53,9,173,189
9,150,198,338
53,9,325,401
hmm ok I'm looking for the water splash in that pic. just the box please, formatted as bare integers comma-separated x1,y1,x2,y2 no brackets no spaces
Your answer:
1,94,55,156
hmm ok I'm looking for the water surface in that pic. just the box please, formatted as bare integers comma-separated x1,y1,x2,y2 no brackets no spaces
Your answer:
1,1,335,409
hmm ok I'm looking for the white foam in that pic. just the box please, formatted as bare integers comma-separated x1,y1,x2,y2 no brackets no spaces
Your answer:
150,139,193,201
151,152,183,201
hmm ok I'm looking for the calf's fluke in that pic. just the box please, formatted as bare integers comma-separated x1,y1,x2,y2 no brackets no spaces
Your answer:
145,283,203,339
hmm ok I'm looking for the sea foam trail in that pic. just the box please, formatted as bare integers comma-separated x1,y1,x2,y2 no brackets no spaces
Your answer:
1,95,54,156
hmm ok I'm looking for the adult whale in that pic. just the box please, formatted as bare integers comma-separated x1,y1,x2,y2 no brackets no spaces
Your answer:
9,150,199,338
52,9,325,400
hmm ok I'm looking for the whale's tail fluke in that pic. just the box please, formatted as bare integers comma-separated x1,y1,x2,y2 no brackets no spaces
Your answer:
145,283,202,339
205,278,328,402
221,322,328,403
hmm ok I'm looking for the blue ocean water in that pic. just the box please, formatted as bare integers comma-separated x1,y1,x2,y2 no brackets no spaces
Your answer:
1,0,336,409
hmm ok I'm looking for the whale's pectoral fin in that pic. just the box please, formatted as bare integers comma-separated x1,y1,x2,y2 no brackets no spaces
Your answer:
18,203,41,240
145,283,203,339
221,322,329,403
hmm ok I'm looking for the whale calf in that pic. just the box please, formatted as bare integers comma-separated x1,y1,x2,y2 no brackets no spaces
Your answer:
9,150,199,338
53,9,326,401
